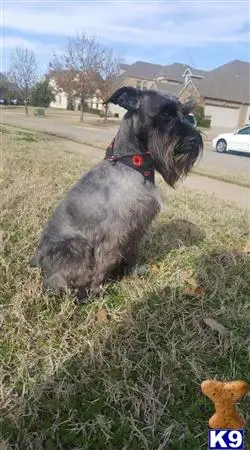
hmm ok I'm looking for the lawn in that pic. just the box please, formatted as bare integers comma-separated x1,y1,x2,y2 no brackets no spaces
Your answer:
0,127,249,450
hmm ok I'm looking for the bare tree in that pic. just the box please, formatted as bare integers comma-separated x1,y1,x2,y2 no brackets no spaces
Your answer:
100,50,123,121
50,33,105,122
48,54,76,110
9,47,37,116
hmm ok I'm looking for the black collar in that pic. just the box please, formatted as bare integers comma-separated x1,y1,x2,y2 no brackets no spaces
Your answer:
104,139,155,184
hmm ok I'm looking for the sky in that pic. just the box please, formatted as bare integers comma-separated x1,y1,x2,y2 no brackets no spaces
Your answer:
1,0,250,75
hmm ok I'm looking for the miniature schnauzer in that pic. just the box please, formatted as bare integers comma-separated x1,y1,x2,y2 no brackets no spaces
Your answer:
32,87,203,301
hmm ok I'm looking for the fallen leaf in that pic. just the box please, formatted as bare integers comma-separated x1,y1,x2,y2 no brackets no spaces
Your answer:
180,269,194,282
96,308,108,324
203,318,227,334
151,264,158,273
242,239,250,255
194,286,205,296
184,285,205,297
184,287,196,296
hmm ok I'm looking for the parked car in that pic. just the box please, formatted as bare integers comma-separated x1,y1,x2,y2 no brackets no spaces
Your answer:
212,125,250,154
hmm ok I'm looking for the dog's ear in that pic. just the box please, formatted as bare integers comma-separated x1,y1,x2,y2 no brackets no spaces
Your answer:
104,86,140,111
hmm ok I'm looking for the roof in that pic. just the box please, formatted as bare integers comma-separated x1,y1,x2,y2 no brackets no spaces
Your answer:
194,60,250,104
124,61,163,80
120,63,130,71
153,81,182,97
156,63,207,81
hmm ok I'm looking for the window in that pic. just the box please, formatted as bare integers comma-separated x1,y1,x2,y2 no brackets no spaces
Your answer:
142,81,148,90
237,127,250,135
136,80,142,89
58,95,62,105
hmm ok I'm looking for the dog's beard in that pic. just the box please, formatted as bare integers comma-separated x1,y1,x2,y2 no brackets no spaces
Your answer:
149,123,203,187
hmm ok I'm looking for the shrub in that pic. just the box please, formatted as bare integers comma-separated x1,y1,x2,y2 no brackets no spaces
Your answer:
194,105,205,126
77,103,101,115
31,80,55,108
199,117,211,128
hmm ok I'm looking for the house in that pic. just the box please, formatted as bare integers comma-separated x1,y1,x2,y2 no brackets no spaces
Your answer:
49,74,103,112
121,59,250,128
186,60,250,128
118,61,163,90
49,59,250,128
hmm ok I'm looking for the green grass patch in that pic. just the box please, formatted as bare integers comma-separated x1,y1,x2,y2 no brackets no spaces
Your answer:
0,131,249,449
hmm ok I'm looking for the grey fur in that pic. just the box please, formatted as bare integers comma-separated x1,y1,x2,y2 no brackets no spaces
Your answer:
32,87,203,301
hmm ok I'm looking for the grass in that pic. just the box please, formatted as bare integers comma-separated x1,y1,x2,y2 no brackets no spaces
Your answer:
191,165,250,188
0,127,250,450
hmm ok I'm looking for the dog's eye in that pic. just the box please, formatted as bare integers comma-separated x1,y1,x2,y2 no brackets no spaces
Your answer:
184,114,197,127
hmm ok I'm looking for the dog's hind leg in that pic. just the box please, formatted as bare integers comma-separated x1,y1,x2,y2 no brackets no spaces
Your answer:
39,236,94,299
88,241,125,296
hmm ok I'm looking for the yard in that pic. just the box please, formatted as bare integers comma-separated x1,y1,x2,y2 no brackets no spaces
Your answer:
0,127,249,449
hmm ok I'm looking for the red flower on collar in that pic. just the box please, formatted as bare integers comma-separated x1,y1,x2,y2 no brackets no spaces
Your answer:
132,154,143,167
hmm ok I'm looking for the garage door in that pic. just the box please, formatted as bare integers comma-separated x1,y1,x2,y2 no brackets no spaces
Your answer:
205,105,239,128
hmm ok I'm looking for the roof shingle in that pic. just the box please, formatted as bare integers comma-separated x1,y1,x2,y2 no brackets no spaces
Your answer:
124,61,163,80
194,60,250,104
156,63,207,81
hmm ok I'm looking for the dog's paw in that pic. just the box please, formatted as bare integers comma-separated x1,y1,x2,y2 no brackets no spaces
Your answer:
43,273,67,294
30,256,38,268
74,284,106,305
74,286,90,305
131,264,148,277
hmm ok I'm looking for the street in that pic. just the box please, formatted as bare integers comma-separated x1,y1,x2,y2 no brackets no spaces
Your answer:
2,109,250,180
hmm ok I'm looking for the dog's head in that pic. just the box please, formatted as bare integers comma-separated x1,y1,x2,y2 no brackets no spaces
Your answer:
105,86,203,187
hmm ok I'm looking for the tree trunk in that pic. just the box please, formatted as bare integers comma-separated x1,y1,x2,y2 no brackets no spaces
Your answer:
104,103,108,122
80,97,84,122
24,99,29,116
24,87,29,116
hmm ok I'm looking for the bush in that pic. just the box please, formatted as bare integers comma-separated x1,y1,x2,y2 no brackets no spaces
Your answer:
194,105,205,126
31,80,55,108
199,117,211,128
77,103,101,115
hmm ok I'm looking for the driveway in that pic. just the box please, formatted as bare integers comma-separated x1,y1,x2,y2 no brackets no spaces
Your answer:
2,110,250,180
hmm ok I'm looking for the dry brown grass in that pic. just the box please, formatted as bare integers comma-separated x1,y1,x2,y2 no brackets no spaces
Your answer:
0,127,249,450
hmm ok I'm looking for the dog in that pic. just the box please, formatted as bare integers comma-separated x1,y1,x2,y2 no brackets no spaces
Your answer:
32,87,203,301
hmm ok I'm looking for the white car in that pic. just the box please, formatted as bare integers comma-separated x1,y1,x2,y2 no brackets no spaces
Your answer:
212,125,250,154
